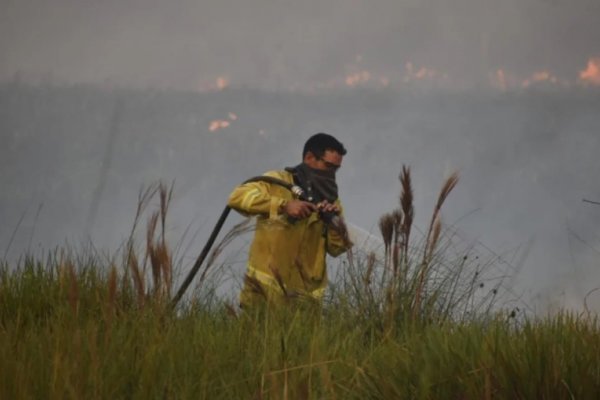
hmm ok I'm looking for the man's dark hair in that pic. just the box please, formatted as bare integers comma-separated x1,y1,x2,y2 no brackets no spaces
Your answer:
302,133,347,159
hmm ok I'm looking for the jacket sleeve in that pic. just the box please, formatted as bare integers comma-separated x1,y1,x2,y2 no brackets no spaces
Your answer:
326,200,352,257
227,172,288,219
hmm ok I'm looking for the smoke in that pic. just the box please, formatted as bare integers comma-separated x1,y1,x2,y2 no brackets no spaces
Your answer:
1,0,600,90
1,0,600,312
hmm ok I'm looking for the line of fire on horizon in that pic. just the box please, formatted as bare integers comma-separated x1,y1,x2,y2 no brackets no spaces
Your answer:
206,57,600,132
202,56,600,96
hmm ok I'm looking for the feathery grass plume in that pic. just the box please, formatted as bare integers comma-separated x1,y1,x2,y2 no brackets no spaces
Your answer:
158,181,174,242
147,236,172,301
364,252,377,286
423,171,459,265
399,165,414,269
413,171,459,320
146,186,174,301
427,214,442,262
159,183,174,297
123,183,161,307
378,213,394,268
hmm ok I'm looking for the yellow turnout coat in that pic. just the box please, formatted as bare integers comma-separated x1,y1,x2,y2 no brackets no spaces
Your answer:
227,170,349,305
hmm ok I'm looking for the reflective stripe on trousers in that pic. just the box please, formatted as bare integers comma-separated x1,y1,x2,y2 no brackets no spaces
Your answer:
246,264,326,299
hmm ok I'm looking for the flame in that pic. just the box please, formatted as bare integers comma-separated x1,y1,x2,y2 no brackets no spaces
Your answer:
196,76,230,92
579,58,600,85
216,76,229,90
345,71,371,87
402,62,448,85
521,70,559,88
208,120,230,132
208,111,237,132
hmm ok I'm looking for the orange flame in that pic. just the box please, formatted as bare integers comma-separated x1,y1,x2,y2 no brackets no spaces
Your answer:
345,71,371,87
403,62,448,85
208,120,230,132
216,76,229,90
579,58,600,86
521,70,559,88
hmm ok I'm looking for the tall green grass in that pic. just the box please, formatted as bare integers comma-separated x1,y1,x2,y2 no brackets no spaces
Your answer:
1,173,599,399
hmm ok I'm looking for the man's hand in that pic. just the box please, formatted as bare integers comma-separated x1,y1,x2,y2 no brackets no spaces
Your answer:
281,200,317,219
316,200,340,215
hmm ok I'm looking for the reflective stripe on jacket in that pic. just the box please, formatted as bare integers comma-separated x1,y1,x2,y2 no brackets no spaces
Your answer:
227,170,349,300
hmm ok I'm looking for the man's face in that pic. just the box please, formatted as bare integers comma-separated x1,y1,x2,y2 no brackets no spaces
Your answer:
304,149,343,173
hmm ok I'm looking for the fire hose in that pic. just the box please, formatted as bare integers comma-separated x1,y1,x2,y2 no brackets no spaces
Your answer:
170,175,347,308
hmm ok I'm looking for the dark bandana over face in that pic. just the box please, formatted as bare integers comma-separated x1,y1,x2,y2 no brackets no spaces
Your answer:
285,163,338,203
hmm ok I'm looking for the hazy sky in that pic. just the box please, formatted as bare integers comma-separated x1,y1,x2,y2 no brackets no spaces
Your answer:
1,0,600,90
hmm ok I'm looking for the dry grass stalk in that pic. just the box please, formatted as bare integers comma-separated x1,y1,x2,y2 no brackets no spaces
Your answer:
245,274,268,300
127,184,160,246
159,244,172,298
198,218,253,288
124,183,162,307
378,213,394,270
146,211,161,293
330,216,353,249
159,182,174,297
158,182,174,241
413,172,459,320
123,182,177,305
363,252,377,286
127,247,145,307
391,209,402,278
147,238,172,300
104,263,118,337
107,263,117,312
146,205,173,299
422,172,458,265
224,302,238,318
67,260,79,314
427,214,442,262
399,166,414,269
269,266,290,298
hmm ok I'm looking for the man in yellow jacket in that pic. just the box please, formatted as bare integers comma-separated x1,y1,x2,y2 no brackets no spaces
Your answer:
227,133,351,306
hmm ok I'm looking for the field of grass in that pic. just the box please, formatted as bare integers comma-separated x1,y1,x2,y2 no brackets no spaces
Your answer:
2,175,600,399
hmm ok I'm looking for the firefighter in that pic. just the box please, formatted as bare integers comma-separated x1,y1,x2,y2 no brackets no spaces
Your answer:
228,133,351,306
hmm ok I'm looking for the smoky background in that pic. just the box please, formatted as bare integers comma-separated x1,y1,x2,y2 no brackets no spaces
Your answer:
1,0,599,311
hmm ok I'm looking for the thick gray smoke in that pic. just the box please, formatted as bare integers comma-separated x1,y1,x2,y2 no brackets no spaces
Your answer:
1,0,599,312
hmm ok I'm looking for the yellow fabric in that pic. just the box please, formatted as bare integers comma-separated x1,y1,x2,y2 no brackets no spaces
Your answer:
227,170,349,305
